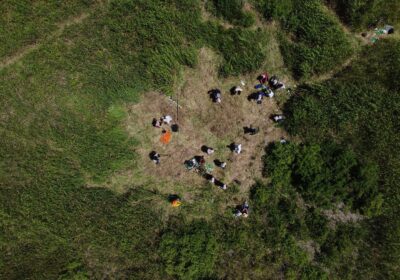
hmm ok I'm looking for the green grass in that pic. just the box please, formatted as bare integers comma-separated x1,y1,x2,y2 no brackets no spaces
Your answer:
1,0,400,278
328,0,400,29
0,0,95,58
208,0,256,27
283,39,400,278
0,0,272,277
257,0,354,79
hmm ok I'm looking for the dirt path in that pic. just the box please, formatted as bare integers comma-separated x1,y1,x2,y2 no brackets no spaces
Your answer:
0,13,88,71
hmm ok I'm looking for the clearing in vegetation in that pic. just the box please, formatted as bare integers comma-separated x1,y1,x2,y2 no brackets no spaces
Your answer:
1,0,400,279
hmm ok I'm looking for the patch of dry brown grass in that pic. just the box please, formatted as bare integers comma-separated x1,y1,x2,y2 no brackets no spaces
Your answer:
104,48,288,217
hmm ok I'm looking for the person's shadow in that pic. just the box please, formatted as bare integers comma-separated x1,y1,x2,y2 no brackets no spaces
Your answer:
243,126,259,135
168,194,180,203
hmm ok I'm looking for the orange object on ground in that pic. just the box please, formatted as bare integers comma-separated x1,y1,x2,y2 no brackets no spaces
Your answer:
171,199,181,207
160,130,172,144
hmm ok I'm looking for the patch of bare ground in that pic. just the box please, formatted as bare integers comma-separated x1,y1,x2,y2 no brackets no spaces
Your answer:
298,240,320,261
117,48,287,214
0,13,88,71
323,203,365,229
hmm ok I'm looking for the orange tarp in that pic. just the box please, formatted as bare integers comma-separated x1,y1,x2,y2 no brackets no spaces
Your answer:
160,130,172,144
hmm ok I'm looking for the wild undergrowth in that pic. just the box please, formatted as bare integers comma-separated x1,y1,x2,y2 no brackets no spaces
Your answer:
283,38,400,279
0,0,271,278
207,0,256,27
1,0,400,278
326,0,400,29
256,0,354,79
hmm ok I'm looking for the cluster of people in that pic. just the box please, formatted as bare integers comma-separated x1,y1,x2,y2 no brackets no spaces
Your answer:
234,201,250,218
149,115,179,164
186,145,233,190
152,115,173,128
249,73,286,104
149,72,288,212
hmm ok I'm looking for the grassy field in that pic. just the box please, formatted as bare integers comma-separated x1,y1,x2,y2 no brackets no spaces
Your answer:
1,0,399,279
0,0,285,277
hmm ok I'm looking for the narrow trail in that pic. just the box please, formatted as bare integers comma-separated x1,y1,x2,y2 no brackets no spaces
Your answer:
309,4,370,83
0,13,89,71
310,54,357,83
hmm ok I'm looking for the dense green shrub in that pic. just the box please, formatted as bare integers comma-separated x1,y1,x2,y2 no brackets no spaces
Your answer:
202,23,267,76
211,0,255,27
255,0,295,23
327,0,400,29
250,177,364,279
159,221,219,280
257,0,353,79
286,0,353,78
263,142,381,214
283,39,400,278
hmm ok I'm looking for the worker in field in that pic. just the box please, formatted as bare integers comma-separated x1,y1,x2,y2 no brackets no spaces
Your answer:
204,173,215,183
168,195,182,207
149,151,160,164
201,145,215,155
214,159,227,169
272,114,285,123
229,143,242,154
152,118,161,128
256,91,264,104
258,72,269,84
234,201,249,218
208,88,222,103
269,75,286,90
231,86,243,95
161,115,173,125
214,179,227,190
265,87,274,98
160,129,172,144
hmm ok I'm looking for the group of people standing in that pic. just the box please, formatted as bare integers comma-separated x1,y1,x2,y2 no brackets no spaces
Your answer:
149,72,288,216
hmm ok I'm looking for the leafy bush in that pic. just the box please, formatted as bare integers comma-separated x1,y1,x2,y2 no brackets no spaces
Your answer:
256,0,295,23
263,142,381,214
202,23,267,76
159,221,219,280
327,0,400,29
211,0,255,27
258,0,353,79
283,39,400,277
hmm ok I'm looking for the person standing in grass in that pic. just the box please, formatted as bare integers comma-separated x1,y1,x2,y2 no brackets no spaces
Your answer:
162,115,173,125
231,86,243,95
258,72,269,84
149,151,161,164
209,89,222,103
